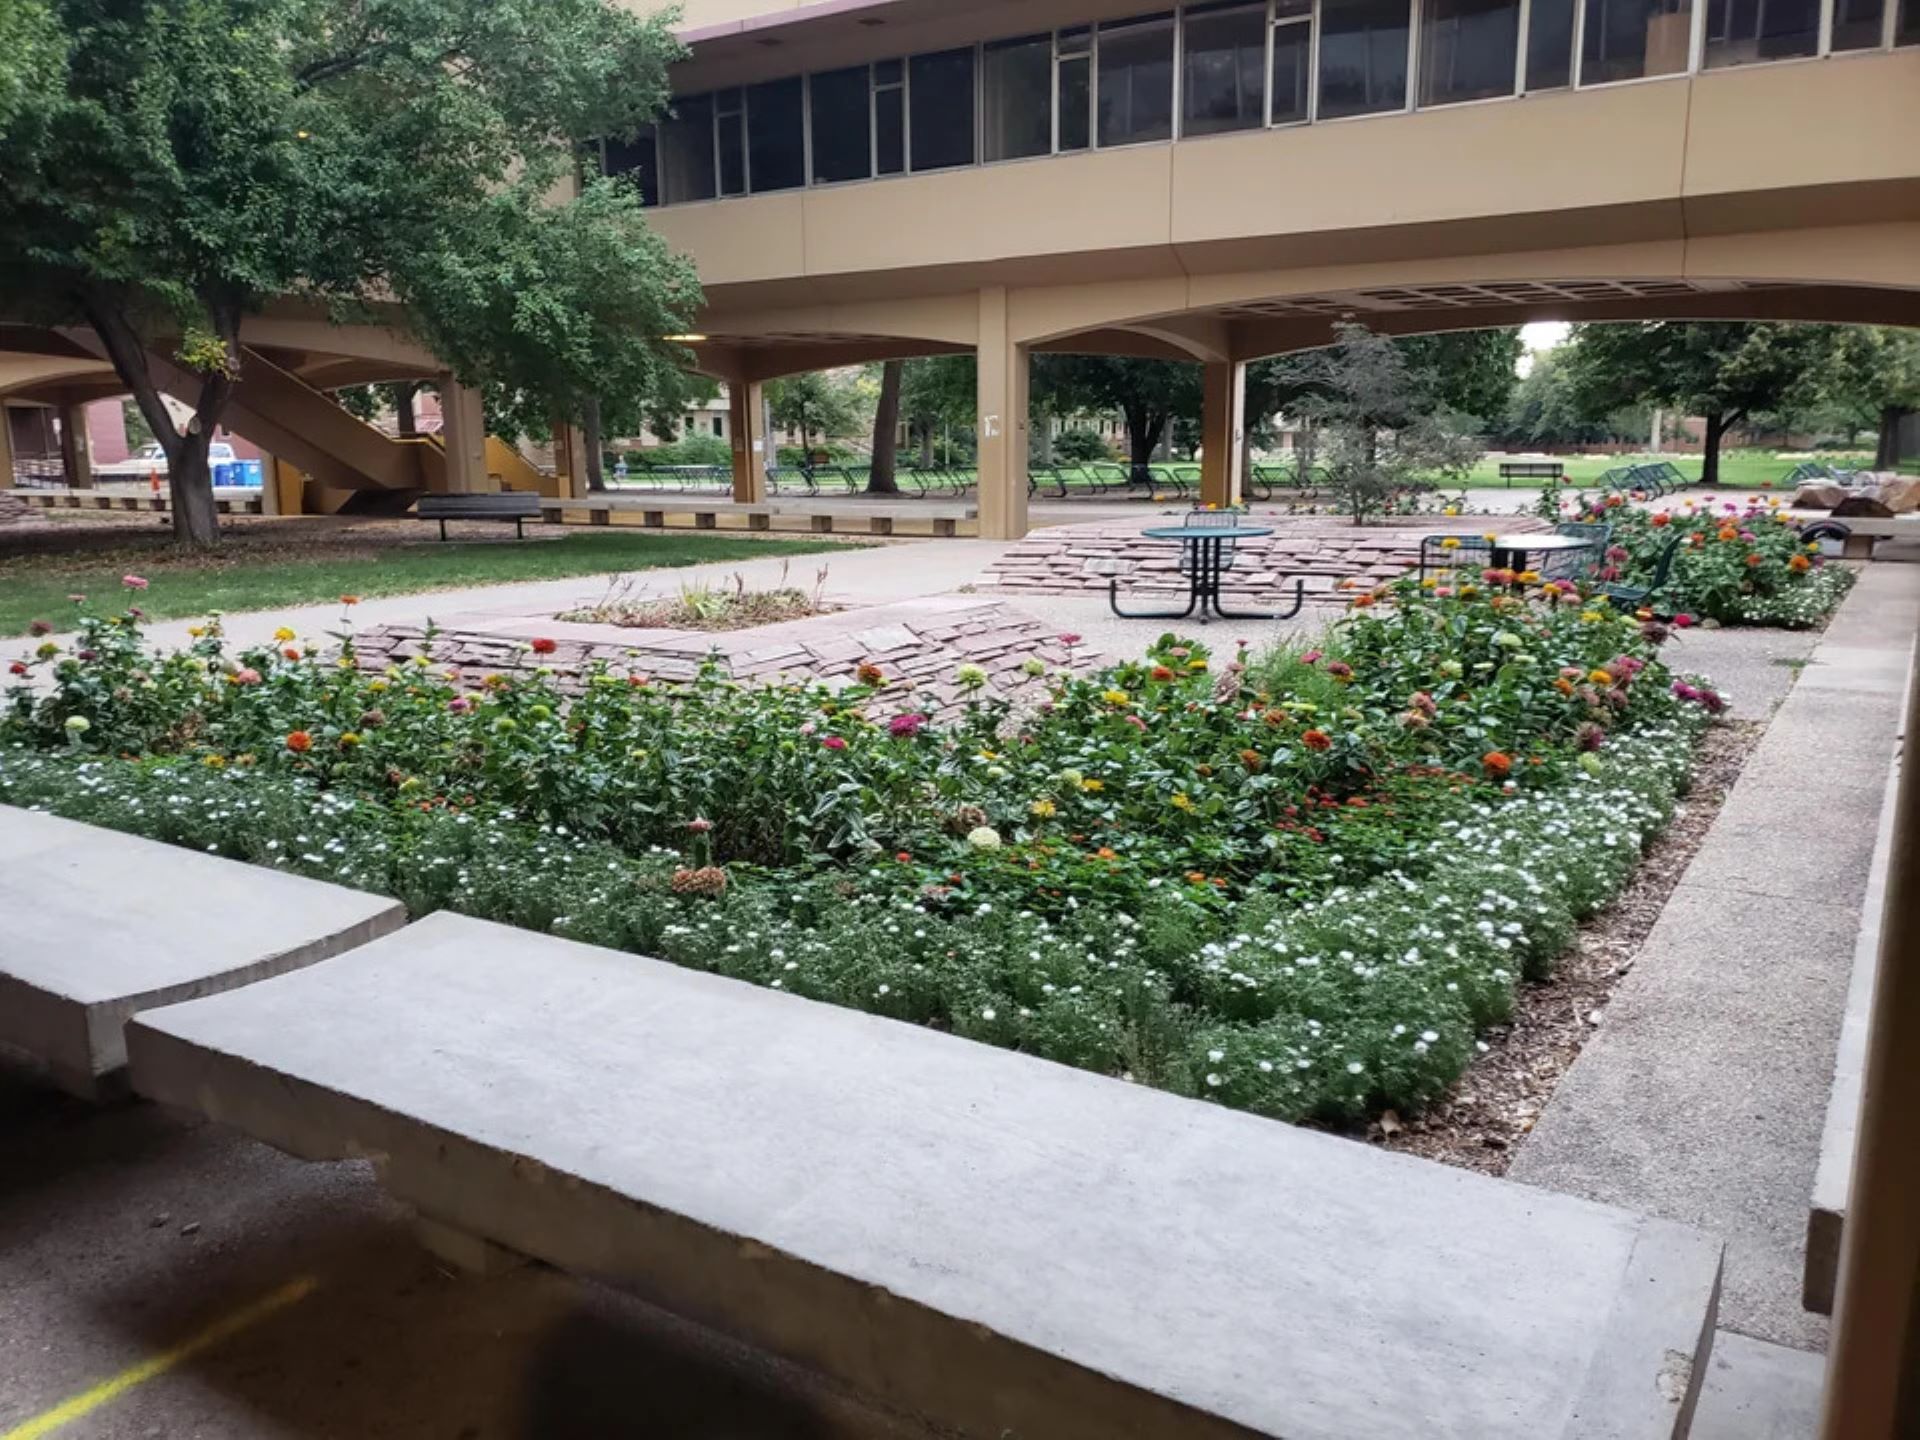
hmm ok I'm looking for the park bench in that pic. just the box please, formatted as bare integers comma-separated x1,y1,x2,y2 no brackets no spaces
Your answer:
416,491,541,541
1498,459,1565,485
128,906,1723,1440
0,805,403,1099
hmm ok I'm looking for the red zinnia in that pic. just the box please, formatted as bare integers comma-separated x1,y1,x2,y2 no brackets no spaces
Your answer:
286,731,314,753
1301,729,1332,752
530,637,558,655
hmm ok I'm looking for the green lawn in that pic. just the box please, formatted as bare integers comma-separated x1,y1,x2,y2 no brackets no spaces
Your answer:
1460,451,1870,491
1,531,854,635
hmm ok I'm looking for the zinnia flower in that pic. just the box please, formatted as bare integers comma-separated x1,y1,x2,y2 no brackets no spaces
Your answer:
856,662,885,685
286,730,313,753
821,735,847,751
966,826,1002,849
27,619,51,636
64,715,90,734
888,712,927,738
1482,751,1513,777
273,627,296,643
1151,665,1176,682
955,662,989,688
7,662,25,677
1301,729,1332,751
1059,633,1082,646
1030,799,1057,819
529,637,558,655
122,574,148,590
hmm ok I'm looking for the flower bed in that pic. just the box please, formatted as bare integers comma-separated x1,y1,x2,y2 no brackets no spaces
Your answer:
2,582,1719,1125
1563,493,1854,628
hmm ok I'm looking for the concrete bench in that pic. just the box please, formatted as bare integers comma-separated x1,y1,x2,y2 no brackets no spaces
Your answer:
130,909,1724,1439
0,806,404,1098
1799,516,1920,559
540,494,974,537
417,491,541,540
1804,750,1900,1314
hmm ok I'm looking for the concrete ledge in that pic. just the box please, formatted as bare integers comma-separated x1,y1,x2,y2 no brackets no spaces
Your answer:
1804,724,1904,1314
0,805,405,1098
131,910,1723,1439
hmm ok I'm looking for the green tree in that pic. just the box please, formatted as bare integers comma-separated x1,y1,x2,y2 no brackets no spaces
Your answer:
867,361,905,494
1499,349,1615,448
1561,322,1840,485
900,355,976,466
1293,323,1481,524
1394,329,1523,422
1030,356,1204,482
0,0,697,546
1822,328,1920,468
766,370,866,456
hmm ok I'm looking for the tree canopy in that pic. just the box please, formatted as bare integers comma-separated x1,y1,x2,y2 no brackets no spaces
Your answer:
0,0,699,543
1031,356,1205,478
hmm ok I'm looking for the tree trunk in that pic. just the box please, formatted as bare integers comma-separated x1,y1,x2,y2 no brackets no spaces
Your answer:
169,428,222,547
917,422,934,468
394,382,419,437
1877,406,1906,471
868,360,903,494
1700,411,1727,486
583,396,606,491
1125,406,1164,485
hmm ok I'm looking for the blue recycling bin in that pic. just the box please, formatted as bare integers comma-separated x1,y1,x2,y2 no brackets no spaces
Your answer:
213,459,264,488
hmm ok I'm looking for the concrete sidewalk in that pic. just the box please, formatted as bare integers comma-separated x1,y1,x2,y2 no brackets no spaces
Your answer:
1511,562,1920,1354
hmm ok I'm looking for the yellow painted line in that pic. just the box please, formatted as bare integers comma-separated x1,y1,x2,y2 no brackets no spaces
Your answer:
1,1276,319,1440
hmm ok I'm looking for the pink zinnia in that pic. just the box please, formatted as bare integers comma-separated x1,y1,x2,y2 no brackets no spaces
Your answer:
1059,633,1082,646
448,696,473,713
822,735,847,751
1300,650,1323,665
122,574,149,590
889,713,927,738
233,667,262,685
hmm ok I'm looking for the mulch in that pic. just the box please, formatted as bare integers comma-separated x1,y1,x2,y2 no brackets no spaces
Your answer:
1368,718,1762,1175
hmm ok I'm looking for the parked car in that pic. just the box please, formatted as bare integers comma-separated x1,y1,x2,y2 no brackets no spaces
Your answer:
94,441,237,479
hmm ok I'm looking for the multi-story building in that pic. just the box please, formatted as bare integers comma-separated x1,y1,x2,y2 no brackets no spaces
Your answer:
590,0,1919,535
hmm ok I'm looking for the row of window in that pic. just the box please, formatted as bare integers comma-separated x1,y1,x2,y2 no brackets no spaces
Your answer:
598,0,1918,205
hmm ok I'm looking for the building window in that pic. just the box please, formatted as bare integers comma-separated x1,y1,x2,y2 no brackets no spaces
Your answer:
603,128,660,207
874,60,906,175
660,95,716,204
1058,29,1094,151
1272,0,1314,124
810,66,872,183
1580,0,1695,84
1828,0,1886,47
1704,0,1820,64
1419,0,1521,105
1901,0,1919,43
984,35,1054,161
910,48,977,171
717,89,746,196
747,77,804,192
1525,0,1577,87
713,417,725,437
1098,13,1176,146
1183,2,1268,136
1318,0,1412,118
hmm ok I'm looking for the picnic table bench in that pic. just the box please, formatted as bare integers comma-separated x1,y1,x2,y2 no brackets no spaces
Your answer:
1499,460,1565,484
416,491,541,540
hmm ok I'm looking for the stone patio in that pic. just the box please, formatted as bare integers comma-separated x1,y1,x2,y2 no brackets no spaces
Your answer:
351,596,1100,717
982,511,1547,605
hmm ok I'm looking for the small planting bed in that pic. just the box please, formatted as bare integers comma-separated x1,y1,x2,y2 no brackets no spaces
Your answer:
1,576,1729,1128
559,565,838,633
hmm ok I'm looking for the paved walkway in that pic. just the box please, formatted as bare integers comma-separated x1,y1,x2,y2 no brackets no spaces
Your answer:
1510,561,1920,1353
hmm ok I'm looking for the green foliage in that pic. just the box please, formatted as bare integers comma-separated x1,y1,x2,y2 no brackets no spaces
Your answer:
1051,427,1116,464
0,0,697,542
767,370,868,451
1392,329,1524,423
3,582,1711,1124
625,434,732,468
1031,356,1205,472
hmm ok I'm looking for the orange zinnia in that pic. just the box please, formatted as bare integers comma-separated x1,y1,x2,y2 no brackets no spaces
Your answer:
1482,751,1513,778
1302,729,1333,751
286,730,314,753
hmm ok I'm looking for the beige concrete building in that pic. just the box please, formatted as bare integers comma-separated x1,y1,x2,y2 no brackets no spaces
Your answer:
571,0,1920,538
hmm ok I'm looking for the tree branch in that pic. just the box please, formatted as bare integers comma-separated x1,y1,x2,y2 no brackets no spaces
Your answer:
75,287,181,465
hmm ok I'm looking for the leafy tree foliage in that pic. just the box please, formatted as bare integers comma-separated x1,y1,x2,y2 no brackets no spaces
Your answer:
0,0,697,544
766,370,867,456
899,355,976,465
1560,323,1839,484
1031,356,1204,480
1821,328,1920,467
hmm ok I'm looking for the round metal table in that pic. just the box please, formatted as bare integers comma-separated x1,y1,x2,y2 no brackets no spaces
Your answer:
1110,524,1303,625
1487,532,1597,576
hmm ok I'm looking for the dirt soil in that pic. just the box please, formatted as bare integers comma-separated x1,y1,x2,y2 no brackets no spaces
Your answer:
1369,717,1762,1176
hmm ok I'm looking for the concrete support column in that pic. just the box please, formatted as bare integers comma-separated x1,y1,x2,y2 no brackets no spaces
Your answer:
727,380,768,504
58,403,93,489
0,403,14,490
1199,361,1248,509
437,375,490,494
550,417,588,500
256,449,281,515
976,287,1029,541
1819,638,1920,1438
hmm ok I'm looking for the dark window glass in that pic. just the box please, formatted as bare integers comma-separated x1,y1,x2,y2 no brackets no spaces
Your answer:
810,65,871,183
875,84,905,174
1581,0,1695,83
660,95,716,204
1902,0,1919,43
717,90,746,195
747,77,804,192
909,48,977,171
1184,2,1268,136
983,35,1054,161
1705,0,1819,63
1419,0,1520,105
1829,0,1885,47
874,58,903,85
1098,14,1175,146
1272,22,1313,122
1525,0,1576,87
1318,0,1411,117
604,128,659,207
1059,56,1092,151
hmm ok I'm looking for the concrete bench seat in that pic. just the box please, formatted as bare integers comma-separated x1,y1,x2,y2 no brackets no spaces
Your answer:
0,805,404,1098
131,909,1723,1439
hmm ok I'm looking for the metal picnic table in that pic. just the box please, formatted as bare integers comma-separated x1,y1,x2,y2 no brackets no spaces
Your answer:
1109,523,1306,625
